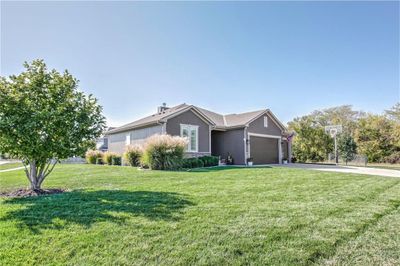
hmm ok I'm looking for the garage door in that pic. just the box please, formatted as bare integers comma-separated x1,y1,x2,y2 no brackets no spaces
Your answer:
250,136,279,164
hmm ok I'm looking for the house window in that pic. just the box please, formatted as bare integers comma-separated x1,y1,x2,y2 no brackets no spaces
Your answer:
264,116,268,127
125,134,130,145
180,124,198,152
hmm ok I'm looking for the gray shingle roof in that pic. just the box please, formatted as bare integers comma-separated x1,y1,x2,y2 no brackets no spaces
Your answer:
107,103,285,134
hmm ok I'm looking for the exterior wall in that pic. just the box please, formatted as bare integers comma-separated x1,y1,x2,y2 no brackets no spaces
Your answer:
282,140,289,160
246,114,284,164
247,114,283,136
166,110,211,155
211,128,246,165
107,124,162,154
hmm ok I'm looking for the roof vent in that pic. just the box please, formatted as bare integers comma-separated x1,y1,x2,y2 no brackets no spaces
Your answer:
157,103,169,114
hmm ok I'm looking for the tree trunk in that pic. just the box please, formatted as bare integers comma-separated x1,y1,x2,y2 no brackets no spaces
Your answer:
28,161,40,190
23,159,57,191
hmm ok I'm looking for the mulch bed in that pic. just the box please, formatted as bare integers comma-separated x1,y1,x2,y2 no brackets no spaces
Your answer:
0,188,66,198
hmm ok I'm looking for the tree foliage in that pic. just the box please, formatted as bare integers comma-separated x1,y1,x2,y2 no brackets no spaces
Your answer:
385,102,400,122
288,116,333,162
0,60,106,189
354,114,397,162
288,105,398,163
337,133,357,165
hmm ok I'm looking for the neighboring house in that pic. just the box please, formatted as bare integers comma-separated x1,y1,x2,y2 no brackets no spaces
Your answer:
96,127,115,152
106,104,292,165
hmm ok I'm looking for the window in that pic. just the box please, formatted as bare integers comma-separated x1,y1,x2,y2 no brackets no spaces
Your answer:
125,134,130,145
180,124,198,152
264,116,268,127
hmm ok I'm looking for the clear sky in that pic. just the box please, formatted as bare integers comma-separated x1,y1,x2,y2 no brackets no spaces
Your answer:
1,1,399,126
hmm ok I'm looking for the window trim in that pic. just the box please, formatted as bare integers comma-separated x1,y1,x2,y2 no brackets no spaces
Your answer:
264,116,268,128
125,133,130,145
180,124,199,152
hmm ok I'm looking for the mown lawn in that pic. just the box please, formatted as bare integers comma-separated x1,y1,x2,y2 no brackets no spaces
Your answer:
0,162,23,171
0,164,399,265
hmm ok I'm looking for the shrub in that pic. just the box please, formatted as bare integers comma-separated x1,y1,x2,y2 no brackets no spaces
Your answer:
384,151,400,164
124,145,143,167
198,156,219,167
85,150,103,164
96,157,103,165
112,155,122,166
103,151,118,165
142,134,187,170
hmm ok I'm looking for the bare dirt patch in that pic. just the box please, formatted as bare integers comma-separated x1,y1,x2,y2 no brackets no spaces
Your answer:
0,188,66,198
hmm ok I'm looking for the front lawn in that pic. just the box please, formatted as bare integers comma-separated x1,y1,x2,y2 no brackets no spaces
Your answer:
0,164,399,265
0,162,23,171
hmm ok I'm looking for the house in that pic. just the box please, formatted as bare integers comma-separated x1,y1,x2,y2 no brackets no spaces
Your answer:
106,103,292,165
96,127,115,152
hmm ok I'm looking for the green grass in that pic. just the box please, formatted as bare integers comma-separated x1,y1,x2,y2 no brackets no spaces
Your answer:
1,164,399,265
0,162,23,171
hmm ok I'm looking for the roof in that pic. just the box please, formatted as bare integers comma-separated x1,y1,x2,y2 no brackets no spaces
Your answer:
107,103,287,134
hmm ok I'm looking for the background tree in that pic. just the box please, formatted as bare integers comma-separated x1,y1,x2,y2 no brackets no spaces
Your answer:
0,60,106,190
353,114,395,162
288,116,333,162
337,133,357,165
385,102,400,122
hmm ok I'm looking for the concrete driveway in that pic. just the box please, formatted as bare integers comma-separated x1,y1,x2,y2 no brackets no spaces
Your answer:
277,163,400,178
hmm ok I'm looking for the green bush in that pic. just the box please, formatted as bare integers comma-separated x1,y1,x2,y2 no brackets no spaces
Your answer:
85,150,103,164
198,156,219,167
103,152,118,165
124,145,143,167
182,156,219,169
142,134,187,170
112,155,122,166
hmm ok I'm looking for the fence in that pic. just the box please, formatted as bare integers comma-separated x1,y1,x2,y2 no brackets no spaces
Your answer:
327,153,368,166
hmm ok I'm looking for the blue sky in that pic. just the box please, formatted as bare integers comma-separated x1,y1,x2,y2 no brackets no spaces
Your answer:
1,1,399,126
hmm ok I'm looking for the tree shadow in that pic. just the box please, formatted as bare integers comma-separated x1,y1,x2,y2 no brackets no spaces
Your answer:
1,190,194,233
185,166,272,173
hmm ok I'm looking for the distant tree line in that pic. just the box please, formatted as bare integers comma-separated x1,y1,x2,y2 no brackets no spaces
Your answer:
288,103,400,164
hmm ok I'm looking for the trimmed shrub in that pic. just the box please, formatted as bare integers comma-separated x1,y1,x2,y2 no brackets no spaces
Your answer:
124,145,143,167
142,134,187,170
198,156,219,167
103,151,118,165
182,156,219,169
112,155,122,166
85,150,103,164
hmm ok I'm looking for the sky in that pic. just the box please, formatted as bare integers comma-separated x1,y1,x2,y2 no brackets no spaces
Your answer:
1,1,399,127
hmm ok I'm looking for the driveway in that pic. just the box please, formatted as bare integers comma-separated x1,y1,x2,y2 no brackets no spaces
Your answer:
277,163,400,178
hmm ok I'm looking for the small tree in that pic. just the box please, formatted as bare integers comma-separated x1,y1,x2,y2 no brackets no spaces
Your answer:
338,133,357,165
0,60,105,190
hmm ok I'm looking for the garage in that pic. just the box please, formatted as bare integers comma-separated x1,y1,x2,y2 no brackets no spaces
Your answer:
249,136,279,164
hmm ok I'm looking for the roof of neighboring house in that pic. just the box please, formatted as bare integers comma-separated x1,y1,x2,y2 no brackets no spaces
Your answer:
107,103,287,134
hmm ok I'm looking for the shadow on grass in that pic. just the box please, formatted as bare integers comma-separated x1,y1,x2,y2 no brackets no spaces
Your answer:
2,190,194,233
186,165,272,173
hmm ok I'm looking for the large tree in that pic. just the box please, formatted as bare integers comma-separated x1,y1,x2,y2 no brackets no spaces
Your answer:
288,116,333,162
0,60,105,190
354,114,396,162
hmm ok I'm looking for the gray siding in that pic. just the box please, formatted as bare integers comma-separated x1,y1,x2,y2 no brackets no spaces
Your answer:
166,110,210,154
247,114,282,136
108,124,162,154
211,129,246,165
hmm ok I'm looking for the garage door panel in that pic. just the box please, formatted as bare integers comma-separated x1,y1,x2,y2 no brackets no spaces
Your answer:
250,136,279,164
